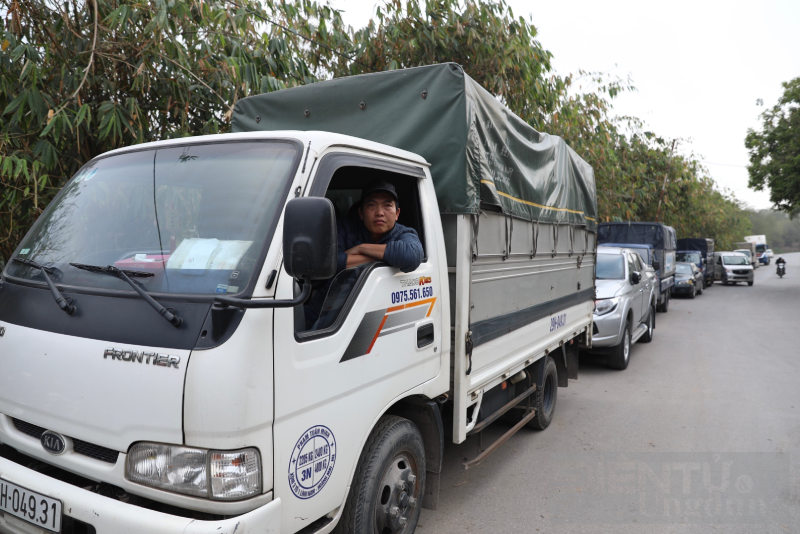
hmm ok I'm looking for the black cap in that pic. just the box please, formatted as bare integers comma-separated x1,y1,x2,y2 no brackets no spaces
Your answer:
360,179,398,203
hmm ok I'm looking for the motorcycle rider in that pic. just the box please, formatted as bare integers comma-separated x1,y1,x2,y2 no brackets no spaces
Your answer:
776,256,786,275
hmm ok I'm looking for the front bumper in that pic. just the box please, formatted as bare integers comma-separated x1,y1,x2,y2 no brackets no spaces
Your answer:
591,308,624,347
723,272,754,282
0,456,282,534
671,284,695,294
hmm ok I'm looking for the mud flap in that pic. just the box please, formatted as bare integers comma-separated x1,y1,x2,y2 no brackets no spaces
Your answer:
555,342,580,387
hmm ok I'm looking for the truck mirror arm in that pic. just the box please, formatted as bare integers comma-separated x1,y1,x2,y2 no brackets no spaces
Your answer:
213,276,312,309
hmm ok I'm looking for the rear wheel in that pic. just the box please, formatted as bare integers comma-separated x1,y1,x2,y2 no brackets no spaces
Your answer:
607,323,631,370
335,416,425,534
658,292,670,312
528,356,558,430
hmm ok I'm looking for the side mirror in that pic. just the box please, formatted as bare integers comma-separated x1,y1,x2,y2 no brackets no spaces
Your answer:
651,260,660,271
630,271,641,285
283,197,337,280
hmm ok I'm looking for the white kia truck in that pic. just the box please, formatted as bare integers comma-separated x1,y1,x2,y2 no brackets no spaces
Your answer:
0,64,596,534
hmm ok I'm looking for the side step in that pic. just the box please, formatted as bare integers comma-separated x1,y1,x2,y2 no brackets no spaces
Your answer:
463,382,536,470
630,322,648,344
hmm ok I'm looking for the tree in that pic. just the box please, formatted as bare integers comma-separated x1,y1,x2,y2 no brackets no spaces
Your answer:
745,77,800,214
0,0,341,261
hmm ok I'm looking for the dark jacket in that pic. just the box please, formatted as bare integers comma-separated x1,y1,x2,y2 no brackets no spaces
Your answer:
303,218,424,329
336,217,424,274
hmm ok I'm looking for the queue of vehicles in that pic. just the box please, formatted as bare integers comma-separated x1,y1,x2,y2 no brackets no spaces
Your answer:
0,62,783,534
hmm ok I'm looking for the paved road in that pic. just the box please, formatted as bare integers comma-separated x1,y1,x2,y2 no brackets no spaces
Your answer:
419,252,800,534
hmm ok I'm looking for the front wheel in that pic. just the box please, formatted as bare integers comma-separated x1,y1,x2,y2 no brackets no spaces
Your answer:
607,323,631,370
690,285,696,299
748,281,754,286
335,416,425,534
528,356,558,430
640,306,655,343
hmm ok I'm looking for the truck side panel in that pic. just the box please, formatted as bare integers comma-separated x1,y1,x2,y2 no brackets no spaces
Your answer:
444,213,596,443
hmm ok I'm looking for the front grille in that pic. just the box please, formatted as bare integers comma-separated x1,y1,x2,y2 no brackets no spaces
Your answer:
12,418,120,464
73,438,120,464
733,270,749,275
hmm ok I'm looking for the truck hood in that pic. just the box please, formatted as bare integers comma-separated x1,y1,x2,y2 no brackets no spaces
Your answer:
0,320,188,452
595,279,627,299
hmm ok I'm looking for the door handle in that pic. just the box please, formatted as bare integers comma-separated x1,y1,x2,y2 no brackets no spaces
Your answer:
417,324,434,348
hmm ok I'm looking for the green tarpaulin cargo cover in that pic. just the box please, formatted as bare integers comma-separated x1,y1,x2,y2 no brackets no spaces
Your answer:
233,63,597,231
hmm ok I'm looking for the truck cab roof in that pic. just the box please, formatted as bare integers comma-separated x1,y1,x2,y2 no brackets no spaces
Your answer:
100,130,430,167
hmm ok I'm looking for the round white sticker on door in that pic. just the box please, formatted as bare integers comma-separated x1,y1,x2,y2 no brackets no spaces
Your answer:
288,425,337,499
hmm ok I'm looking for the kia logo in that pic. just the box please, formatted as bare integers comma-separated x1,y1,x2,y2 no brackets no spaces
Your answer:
41,431,67,455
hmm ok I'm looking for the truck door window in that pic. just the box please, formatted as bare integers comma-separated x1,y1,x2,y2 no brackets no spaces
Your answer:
294,157,427,339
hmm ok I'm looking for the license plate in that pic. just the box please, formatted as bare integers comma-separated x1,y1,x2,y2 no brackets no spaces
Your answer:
0,477,62,532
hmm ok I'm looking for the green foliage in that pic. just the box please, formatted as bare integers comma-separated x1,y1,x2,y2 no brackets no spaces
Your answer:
546,74,750,250
0,0,325,260
0,0,753,263
747,209,800,253
746,78,800,214
334,0,566,130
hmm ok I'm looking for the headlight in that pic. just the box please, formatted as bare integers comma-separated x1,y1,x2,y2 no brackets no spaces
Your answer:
127,443,261,500
594,298,619,316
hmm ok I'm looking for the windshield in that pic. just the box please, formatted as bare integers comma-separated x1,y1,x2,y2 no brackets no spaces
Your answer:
596,255,625,280
6,141,298,296
723,255,749,266
676,264,693,274
677,252,701,264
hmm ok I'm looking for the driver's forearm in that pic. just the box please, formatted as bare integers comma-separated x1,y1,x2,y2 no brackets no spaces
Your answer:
346,254,373,268
357,244,386,260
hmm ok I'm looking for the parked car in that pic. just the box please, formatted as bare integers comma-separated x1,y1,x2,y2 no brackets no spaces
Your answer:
592,247,657,370
676,237,714,287
597,222,677,312
672,262,703,298
714,251,755,286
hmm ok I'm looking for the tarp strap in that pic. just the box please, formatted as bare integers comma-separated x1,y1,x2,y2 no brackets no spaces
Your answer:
568,225,574,257
531,220,539,259
503,216,512,261
552,224,558,258
471,214,480,262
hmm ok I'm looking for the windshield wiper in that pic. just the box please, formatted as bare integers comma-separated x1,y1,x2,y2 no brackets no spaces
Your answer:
12,257,76,315
69,263,183,327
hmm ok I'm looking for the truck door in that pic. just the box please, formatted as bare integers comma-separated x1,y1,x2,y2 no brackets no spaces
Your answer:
271,154,445,532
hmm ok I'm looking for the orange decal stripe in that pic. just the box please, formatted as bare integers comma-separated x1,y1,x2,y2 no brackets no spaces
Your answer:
387,304,405,313
403,297,437,317
366,314,389,354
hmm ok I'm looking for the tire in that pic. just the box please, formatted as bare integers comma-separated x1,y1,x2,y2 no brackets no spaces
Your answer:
528,356,558,430
722,276,729,286
661,292,670,312
607,323,631,370
689,285,696,299
335,416,425,534
748,281,754,286
640,305,655,343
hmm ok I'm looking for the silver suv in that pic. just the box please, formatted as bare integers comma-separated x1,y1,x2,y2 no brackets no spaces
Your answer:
592,247,658,370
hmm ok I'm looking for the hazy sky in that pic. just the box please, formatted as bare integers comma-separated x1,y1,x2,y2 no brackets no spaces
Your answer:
329,0,800,210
